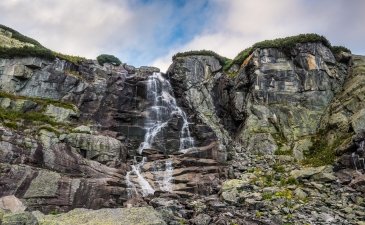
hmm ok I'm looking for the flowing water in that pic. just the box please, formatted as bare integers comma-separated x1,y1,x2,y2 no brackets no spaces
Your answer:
126,157,155,197
126,72,194,197
137,72,194,154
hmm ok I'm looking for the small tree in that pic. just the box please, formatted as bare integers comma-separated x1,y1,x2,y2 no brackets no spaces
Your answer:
97,54,121,66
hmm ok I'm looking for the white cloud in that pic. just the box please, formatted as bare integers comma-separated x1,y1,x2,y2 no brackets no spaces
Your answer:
153,0,365,72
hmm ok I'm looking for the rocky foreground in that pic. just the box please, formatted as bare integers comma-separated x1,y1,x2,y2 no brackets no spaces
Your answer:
0,27,365,224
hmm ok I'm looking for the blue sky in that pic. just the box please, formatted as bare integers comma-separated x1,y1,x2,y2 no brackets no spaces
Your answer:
0,0,364,71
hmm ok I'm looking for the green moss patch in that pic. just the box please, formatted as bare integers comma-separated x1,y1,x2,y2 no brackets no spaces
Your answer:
0,91,75,110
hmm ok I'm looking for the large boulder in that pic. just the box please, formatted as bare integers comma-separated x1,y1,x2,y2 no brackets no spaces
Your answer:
0,195,26,213
34,207,166,225
66,133,127,164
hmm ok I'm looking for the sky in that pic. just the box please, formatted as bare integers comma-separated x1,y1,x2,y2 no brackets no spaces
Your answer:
0,0,364,71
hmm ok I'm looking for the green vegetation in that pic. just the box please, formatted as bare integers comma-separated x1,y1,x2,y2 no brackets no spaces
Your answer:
226,34,331,71
280,176,299,186
303,133,352,166
38,126,61,136
273,164,285,173
97,54,121,66
0,24,43,47
0,25,57,60
0,107,58,126
0,91,75,110
172,50,232,68
331,45,351,55
0,46,55,60
53,52,86,65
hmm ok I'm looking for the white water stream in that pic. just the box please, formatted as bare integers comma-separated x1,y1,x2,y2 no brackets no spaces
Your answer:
126,72,194,197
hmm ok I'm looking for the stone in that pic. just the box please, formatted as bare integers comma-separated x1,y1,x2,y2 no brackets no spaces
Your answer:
72,125,91,134
191,214,211,225
44,104,78,123
35,207,165,225
66,133,126,163
0,195,26,213
290,166,326,180
24,170,61,198
2,212,38,225
294,188,308,200
221,179,245,191
312,172,337,182
221,189,239,204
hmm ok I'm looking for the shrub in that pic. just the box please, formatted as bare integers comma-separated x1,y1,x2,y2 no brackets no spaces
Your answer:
331,45,351,55
97,54,121,66
172,50,231,68
226,34,331,71
0,24,43,47
53,52,86,65
0,46,55,60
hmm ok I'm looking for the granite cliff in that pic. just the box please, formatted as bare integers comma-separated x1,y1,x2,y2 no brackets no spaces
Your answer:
0,26,364,225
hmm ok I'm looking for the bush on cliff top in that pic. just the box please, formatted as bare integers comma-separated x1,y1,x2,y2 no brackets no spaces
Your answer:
97,54,122,66
0,24,44,47
226,33,331,71
172,50,231,68
0,46,56,61
331,45,351,55
53,52,86,65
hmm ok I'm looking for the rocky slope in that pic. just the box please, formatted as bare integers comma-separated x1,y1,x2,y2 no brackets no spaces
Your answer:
0,27,364,224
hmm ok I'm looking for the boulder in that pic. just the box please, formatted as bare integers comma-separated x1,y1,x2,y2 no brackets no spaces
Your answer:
2,212,38,225
34,207,166,225
191,214,212,225
66,133,126,163
0,195,26,213
44,104,78,123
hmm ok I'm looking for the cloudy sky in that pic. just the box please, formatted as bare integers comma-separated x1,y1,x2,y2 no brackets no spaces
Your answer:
1,0,364,71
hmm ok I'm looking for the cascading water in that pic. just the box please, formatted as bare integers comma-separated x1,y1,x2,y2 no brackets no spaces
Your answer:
138,72,194,154
152,159,174,192
126,157,155,197
126,72,194,198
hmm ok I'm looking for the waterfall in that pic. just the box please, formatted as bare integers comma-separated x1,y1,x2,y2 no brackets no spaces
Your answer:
126,72,194,198
138,72,194,154
126,157,155,197
161,160,174,192
154,159,174,192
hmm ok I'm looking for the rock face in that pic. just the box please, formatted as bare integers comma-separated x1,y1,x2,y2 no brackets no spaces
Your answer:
0,56,225,213
1,31,365,224
232,43,348,156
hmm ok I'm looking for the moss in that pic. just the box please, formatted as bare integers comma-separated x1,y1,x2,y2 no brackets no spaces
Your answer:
274,148,293,156
255,211,263,218
3,121,18,129
303,132,353,166
0,107,58,126
262,192,273,200
38,126,61,136
0,91,76,111
274,189,293,200
280,177,299,186
273,164,285,173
